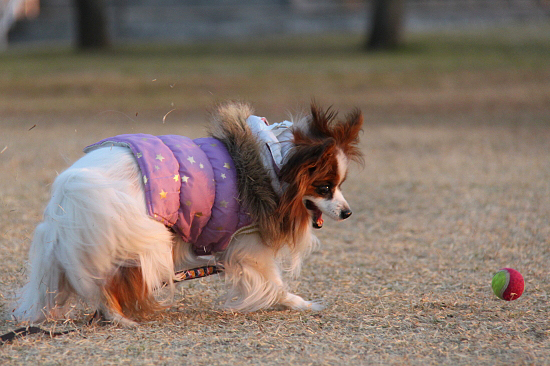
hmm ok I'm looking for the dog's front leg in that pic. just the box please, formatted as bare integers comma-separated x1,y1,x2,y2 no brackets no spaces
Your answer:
218,233,323,312
278,291,324,311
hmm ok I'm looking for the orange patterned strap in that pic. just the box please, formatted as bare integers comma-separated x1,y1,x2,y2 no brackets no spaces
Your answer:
173,265,223,282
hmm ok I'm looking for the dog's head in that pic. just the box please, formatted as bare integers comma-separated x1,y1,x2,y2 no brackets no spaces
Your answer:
278,104,363,230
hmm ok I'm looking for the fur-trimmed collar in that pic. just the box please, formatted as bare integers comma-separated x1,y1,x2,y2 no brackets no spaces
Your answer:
207,101,283,245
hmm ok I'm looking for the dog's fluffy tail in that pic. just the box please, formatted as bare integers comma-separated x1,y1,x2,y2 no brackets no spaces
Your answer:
12,218,70,322
13,147,174,322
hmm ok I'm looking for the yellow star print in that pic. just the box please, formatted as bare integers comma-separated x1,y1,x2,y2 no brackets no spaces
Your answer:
223,163,231,169
182,175,189,183
187,156,196,164
221,173,227,179
143,175,148,184
220,200,229,208
156,154,165,162
159,190,168,199
173,174,179,182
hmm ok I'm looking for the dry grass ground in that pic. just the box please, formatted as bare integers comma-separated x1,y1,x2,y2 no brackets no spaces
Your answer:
1,26,549,364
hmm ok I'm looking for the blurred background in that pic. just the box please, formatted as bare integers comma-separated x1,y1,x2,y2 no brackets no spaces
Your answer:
0,0,549,126
2,0,549,48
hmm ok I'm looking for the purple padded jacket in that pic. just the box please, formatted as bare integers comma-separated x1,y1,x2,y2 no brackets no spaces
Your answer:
84,134,253,255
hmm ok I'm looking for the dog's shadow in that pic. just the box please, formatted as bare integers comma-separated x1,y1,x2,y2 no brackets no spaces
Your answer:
157,303,293,324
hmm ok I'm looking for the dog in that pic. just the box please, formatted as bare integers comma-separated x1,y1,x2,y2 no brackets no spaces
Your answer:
13,101,363,326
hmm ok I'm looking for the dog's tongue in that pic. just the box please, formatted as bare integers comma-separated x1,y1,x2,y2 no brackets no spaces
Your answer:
313,210,324,229
306,200,324,229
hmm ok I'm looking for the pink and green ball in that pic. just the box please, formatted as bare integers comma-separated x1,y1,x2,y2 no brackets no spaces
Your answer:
492,268,524,301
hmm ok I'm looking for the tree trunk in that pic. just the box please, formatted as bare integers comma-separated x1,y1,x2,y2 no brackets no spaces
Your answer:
367,0,405,50
74,0,109,50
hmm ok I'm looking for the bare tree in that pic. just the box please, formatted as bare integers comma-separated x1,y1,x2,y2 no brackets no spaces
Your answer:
74,0,109,50
367,0,405,50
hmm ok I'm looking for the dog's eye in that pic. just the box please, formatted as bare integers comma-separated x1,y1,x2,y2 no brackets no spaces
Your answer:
316,185,331,195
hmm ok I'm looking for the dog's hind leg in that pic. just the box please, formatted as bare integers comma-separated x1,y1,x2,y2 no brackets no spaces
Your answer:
14,146,175,324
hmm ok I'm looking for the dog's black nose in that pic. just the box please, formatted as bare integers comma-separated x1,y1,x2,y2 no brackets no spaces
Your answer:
340,209,352,220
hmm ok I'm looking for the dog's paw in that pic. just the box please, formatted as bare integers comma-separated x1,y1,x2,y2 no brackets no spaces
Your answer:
302,300,325,311
281,293,325,311
95,308,138,327
291,299,324,311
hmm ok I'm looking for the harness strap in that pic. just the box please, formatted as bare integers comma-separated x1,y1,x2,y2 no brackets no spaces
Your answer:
1,265,224,345
1,326,74,345
174,265,223,282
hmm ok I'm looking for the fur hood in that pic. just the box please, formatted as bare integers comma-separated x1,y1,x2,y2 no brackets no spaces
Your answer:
208,102,282,245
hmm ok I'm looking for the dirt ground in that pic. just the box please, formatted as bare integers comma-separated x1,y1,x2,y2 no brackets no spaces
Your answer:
1,106,549,365
1,28,550,365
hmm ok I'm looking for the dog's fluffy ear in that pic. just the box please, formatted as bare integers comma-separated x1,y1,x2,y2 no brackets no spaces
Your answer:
304,103,363,163
279,138,336,184
276,138,337,244
308,104,336,138
332,107,363,163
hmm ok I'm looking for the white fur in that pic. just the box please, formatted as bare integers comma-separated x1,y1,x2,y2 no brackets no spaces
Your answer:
13,147,175,324
13,145,324,325
217,232,321,311
306,188,351,221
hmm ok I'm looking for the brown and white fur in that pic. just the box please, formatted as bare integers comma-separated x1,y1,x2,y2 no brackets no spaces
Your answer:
13,101,363,326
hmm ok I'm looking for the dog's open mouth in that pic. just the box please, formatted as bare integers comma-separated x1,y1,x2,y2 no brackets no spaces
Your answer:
305,200,324,229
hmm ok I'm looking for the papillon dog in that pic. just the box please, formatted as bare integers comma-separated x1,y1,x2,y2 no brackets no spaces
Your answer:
13,101,363,326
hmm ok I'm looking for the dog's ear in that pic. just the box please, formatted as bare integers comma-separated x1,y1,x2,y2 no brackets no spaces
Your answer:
307,103,337,140
279,136,336,183
333,108,364,163
307,103,363,163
